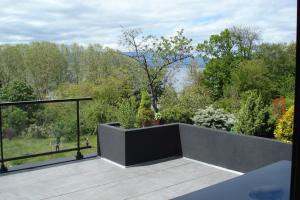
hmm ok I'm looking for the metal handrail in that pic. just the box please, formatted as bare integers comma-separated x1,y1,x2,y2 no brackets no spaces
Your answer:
0,97,93,173
0,97,92,106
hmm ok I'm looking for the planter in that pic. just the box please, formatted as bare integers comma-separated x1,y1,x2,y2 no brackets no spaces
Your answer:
98,122,292,172
98,123,182,166
153,120,160,125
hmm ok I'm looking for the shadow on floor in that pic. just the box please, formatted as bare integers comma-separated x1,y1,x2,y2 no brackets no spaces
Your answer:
0,153,97,176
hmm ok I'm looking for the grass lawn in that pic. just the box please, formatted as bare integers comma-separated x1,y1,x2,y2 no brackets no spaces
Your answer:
2,135,97,167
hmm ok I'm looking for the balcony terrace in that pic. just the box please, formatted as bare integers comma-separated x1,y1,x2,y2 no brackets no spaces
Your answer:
0,157,240,200
0,100,293,200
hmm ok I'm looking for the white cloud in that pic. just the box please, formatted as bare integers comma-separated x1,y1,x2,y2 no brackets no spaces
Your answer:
0,0,296,48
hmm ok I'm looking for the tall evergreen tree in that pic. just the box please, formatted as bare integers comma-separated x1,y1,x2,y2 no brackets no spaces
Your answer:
234,91,275,137
137,90,154,127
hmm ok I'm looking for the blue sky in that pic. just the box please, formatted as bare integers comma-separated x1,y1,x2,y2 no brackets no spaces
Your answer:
0,0,296,49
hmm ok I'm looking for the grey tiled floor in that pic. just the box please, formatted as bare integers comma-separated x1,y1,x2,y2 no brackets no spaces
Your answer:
0,158,240,200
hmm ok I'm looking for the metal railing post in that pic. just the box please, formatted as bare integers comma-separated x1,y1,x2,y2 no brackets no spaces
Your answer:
0,107,8,173
76,100,83,160
97,125,101,156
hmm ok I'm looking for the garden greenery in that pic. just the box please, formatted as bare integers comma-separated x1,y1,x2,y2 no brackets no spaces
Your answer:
0,26,296,144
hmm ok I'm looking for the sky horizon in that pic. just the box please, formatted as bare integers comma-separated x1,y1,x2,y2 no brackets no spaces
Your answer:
0,0,296,50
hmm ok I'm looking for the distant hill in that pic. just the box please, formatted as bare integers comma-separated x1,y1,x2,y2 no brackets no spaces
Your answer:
181,57,205,68
123,52,205,69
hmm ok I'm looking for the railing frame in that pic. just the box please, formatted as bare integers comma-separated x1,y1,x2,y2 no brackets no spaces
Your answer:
0,97,92,173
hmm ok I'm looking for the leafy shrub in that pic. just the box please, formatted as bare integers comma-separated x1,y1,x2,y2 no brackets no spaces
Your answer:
137,90,154,127
233,91,275,137
3,107,28,136
178,85,212,113
0,81,37,102
3,128,15,140
80,100,116,135
285,96,294,110
161,106,192,124
47,118,76,142
38,103,77,141
274,106,294,143
214,84,241,113
159,86,178,109
53,121,71,139
0,81,39,118
32,108,56,126
54,82,126,134
213,97,240,113
117,98,137,129
23,124,51,138
192,105,235,131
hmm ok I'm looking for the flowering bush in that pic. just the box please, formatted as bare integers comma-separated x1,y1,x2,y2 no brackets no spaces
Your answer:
192,105,235,131
274,106,294,143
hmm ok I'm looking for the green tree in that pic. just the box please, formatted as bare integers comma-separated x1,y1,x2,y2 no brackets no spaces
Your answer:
197,29,236,100
197,26,259,100
60,43,85,84
0,45,26,87
54,83,121,134
3,107,28,136
24,42,67,97
0,81,39,136
197,29,234,60
84,44,105,83
137,90,154,127
255,42,296,96
229,59,276,102
0,81,37,102
234,91,275,137
121,28,193,112
202,58,232,100
230,26,260,59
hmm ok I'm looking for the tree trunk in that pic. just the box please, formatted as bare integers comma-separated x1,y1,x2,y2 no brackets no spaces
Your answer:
149,85,158,113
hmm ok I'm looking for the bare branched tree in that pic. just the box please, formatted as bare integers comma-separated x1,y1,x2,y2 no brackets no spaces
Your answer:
120,28,193,112
230,26,260,59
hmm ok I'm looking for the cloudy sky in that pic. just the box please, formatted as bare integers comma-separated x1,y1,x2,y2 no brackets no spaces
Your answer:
0,0,296,49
